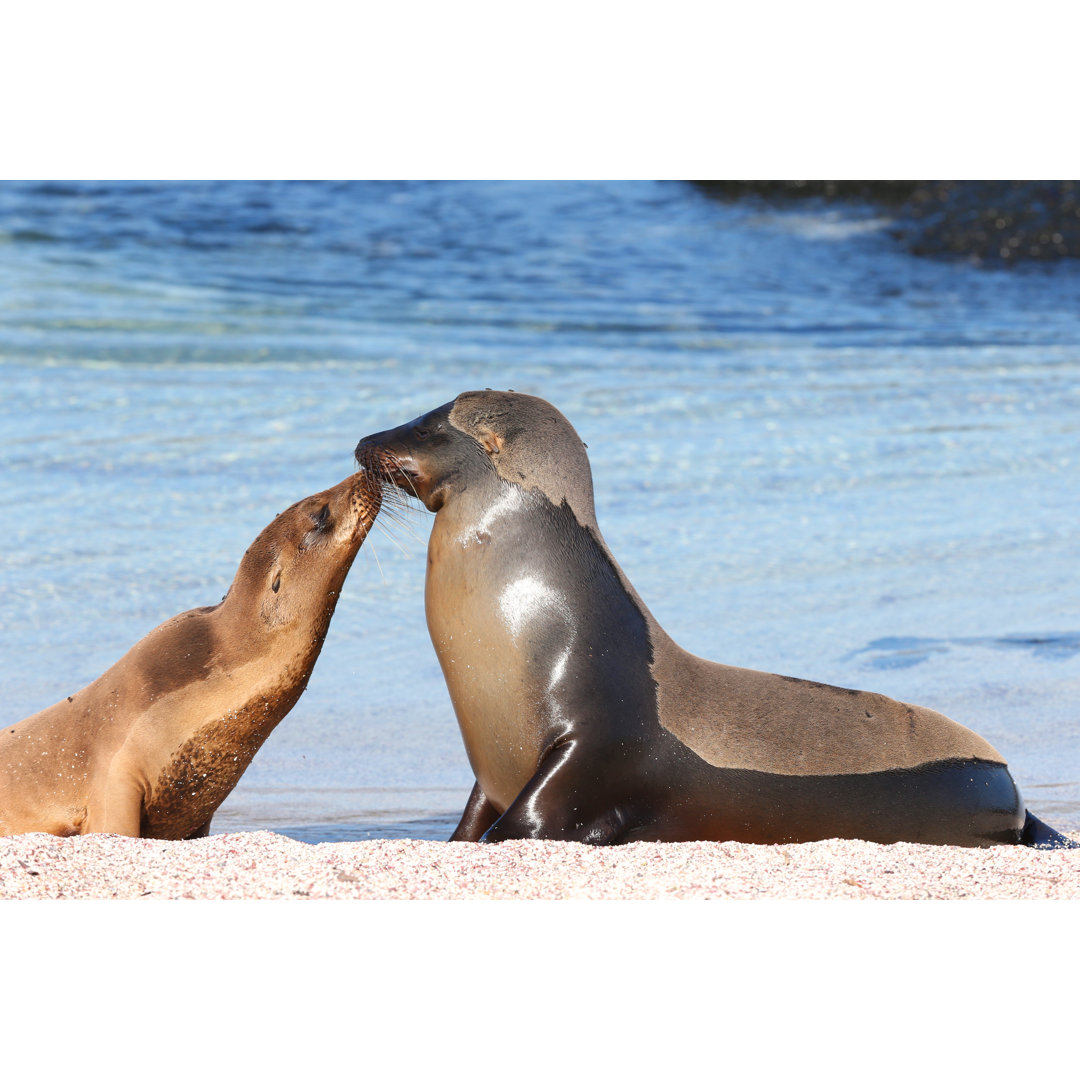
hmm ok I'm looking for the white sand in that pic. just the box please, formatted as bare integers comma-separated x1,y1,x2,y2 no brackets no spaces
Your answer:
2,829,1078,899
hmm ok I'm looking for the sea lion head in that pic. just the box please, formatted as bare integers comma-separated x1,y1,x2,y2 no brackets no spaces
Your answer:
355,390,596,526
227,470,381,632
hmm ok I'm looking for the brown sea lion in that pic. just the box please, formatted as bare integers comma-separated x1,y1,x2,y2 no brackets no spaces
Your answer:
0,471,380,839
356,390,1074,848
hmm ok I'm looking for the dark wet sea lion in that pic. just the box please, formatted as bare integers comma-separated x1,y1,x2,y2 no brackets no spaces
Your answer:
0,471,380,839
356,390,1075,849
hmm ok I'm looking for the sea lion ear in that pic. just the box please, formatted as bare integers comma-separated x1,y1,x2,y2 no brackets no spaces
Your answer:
477,428,503,455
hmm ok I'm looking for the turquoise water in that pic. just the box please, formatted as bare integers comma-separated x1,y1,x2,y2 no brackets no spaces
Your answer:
1,180,1078,840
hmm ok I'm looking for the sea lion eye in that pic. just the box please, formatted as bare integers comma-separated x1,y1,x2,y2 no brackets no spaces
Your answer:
414,427,430,440
310,504,332,531
271,571,281,593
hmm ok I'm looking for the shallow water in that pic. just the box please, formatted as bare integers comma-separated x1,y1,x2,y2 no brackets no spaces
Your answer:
1,180,1078,840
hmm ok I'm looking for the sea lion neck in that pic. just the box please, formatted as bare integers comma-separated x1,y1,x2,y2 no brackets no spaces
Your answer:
431,474,535,549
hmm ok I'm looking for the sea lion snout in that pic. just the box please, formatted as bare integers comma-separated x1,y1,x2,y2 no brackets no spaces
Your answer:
335,470,383,538
355,405,463,511
289,473,381,550
356,438,426,502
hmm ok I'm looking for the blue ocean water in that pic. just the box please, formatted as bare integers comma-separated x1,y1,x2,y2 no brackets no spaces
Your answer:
1,180,1078,841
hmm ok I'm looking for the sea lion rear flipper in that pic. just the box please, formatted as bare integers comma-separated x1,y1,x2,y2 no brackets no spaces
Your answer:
480,740,631,845
449,781,500,842
1020,810,1080,849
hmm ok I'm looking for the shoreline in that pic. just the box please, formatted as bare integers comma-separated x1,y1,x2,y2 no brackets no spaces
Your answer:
2,829,1078,900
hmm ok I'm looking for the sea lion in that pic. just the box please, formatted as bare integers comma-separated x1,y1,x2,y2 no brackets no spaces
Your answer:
356,390,1075,848
0,471,380,840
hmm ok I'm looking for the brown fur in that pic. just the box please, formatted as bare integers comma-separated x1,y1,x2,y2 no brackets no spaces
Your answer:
0,472,380,839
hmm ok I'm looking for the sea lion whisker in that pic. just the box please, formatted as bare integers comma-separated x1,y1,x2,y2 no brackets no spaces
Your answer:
372,518,418,559
363,534,389,584
358,454,424,511
391,467,423,504
368,486,424,543
364,473,426,540
356,484,422,553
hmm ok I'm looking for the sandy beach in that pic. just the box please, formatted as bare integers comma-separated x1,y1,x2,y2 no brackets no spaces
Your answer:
2,829,1078,900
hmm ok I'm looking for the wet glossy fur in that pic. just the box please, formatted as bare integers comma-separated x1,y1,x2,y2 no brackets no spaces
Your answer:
357,391,1074,848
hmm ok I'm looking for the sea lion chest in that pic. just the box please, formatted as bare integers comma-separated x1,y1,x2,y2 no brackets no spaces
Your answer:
425,499,558,806
424,484,658,811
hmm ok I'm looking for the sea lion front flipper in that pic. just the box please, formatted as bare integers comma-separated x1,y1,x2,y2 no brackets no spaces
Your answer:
480,740,631,845
449,781,500,841
84,774,145,838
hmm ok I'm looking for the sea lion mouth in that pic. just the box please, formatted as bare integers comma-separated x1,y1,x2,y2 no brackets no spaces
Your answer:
355,443,425,502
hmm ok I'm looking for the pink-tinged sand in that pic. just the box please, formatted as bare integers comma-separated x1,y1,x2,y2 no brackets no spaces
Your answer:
1,830,1078,899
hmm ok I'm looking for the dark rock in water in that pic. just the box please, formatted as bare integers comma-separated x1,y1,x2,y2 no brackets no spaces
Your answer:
898,181,1079,264
692,180,920,204
690,180,1080,266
